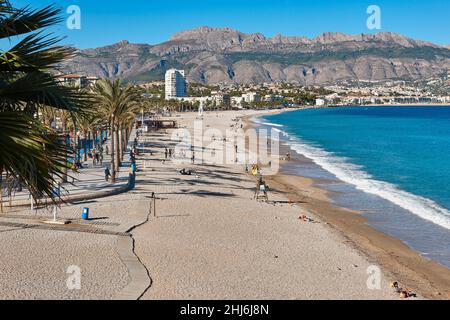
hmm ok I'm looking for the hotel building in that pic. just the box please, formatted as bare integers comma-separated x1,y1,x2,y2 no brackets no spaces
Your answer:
165,69,187,100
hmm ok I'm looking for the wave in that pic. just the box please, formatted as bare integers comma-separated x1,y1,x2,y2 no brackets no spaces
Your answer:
284,135,450,231
250,117,284,128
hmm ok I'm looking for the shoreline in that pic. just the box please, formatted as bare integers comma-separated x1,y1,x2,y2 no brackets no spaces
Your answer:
245,109,450,299
132,110,401,299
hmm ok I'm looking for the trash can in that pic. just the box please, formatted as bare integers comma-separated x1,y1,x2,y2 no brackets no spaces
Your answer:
82,207,89,220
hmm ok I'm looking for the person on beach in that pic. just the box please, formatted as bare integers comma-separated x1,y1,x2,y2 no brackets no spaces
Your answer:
165,147,168,159
254,175,269,201
104,167,111,182
179,168,192,175
92,149,97,165
191,151,195,164
75,160,83,169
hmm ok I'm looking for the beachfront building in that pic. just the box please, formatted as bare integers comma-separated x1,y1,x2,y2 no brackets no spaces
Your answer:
315,98,325,106
211,91,231,108
165,69,187,100
231,96,244,109
242,92,261,103
263,94,284,103
56,74,99,88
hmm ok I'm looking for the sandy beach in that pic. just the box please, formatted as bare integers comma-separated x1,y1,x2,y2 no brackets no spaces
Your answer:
131,110,399,299
2,108,449,299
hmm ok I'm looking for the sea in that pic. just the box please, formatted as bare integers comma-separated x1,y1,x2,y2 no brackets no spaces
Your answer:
257,106,450,268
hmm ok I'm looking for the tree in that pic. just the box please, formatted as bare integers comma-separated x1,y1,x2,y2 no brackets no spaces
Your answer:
92,79,138,182
0,1,90,209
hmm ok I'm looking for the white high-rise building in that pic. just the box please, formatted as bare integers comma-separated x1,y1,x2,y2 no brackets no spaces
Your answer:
165,69,187,100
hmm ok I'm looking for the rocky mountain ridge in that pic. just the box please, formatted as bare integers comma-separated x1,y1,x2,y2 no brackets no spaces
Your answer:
61,26,450,85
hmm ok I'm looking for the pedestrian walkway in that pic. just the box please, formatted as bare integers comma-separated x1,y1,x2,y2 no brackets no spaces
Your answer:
0,132,136,209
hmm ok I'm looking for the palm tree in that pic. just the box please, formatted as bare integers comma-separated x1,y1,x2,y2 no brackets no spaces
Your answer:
0,1,90,209
92,79,138,182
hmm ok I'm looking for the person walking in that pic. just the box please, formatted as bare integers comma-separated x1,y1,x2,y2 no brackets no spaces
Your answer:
104,167,111,182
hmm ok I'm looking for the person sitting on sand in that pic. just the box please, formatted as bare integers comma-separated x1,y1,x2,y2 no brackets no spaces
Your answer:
179,168,192,176
299,215,314,223
390,282,416,299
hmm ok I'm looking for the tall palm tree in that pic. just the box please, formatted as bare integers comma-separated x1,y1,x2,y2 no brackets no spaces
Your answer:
76,112,101,162
0,1,90,209
92,79,138,182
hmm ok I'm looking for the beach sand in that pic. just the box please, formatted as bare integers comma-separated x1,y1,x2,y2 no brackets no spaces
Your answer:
1,108,448,300
131,110,404,299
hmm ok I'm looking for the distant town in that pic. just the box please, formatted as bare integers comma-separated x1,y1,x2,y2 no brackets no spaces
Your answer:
56,69,450,109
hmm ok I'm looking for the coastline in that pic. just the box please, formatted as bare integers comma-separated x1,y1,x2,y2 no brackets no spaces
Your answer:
245,109,450,299
132,110,401,299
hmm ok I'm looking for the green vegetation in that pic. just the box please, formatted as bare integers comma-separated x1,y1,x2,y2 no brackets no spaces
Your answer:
188,83,219,97
127,59,190,83
0,1,91,209
92,79,140,182
224,46,450,66
0,1,141,209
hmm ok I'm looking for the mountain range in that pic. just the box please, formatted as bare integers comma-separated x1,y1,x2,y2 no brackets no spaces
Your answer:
61,26,450,85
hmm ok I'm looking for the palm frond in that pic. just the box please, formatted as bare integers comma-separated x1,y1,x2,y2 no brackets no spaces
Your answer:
0,71,92,113
0,32,75,73
0,2,62,39
0,111,72,202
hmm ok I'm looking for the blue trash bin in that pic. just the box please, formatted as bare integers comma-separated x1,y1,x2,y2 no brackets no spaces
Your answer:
82,207,89,220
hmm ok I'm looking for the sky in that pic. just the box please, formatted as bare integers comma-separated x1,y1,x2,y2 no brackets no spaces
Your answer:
10,0,450,49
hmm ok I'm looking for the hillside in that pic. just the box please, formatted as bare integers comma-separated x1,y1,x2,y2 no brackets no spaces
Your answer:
61,26,450,85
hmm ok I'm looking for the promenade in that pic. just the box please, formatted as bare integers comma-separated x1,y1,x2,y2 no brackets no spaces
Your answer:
0,139,130,210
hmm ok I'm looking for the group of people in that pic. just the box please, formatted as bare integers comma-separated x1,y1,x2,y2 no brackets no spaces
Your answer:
74,139,106,171
164,147,174,159
103,136,138,184
89,147,104,166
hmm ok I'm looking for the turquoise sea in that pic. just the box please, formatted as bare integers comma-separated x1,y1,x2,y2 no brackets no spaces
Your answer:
259,106,450,268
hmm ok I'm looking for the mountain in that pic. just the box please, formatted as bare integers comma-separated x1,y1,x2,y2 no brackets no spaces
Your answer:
61,26,450,85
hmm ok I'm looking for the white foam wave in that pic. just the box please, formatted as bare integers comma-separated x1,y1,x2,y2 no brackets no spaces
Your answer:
250,117,284,128
287,137,450,231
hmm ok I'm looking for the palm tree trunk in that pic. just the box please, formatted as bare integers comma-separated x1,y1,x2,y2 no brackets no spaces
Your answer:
61,121,68,183
83,130,88,162
72,125,77,170
114,126,120,173
118,126,123,163
0,165,3,213
125,127,129,154
110,119,116,183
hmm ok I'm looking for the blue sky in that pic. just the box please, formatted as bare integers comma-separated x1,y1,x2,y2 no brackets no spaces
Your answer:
12,0,450,48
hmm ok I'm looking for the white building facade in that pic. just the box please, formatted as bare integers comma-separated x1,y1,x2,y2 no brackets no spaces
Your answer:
165,69,187,100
